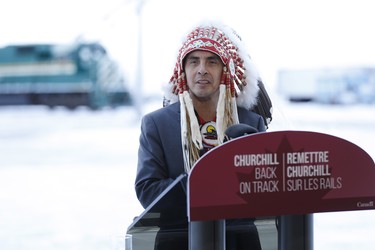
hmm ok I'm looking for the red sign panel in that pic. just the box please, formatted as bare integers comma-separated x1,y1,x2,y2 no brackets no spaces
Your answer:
188,131,375,221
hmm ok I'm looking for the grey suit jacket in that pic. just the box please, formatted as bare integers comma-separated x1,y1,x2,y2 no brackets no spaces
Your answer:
135,102,265,210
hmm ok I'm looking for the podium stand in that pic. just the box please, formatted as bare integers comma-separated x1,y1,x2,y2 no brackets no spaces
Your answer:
128,130,375,250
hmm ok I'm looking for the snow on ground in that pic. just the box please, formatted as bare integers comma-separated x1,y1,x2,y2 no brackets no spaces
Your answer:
0,105,145,250
0,101,374,249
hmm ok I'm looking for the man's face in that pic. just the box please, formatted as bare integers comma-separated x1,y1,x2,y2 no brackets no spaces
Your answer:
184,50,224,102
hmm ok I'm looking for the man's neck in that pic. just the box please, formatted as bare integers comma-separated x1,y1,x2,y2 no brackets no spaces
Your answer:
193,99,217,122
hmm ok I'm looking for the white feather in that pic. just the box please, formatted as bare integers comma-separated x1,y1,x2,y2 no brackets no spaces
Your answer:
183,91,203,150
216,84,227,144
179,93,190,172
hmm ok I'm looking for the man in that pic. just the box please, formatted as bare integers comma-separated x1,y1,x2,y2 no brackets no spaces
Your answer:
135,21,272,250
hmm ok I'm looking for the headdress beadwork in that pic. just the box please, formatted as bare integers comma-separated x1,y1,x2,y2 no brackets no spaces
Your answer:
163,21,272,172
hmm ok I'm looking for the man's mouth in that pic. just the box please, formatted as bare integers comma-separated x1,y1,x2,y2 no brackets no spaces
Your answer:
196,80,210,84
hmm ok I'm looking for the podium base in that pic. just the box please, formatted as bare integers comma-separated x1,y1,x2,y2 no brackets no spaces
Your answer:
278,214,314,250
189,220,225,250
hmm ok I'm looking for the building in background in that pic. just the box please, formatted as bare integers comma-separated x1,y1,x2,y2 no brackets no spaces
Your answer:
277,67,375,104
0,43,132,109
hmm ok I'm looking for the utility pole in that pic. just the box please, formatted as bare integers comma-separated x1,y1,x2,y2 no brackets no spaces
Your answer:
134,0,146,118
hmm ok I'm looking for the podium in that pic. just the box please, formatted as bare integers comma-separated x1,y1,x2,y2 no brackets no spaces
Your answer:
128,130,375,250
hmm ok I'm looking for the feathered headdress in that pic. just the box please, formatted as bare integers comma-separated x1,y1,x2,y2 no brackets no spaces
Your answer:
163,21,273,172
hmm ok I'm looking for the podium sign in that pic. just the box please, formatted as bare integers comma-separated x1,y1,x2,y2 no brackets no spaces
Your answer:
188,131,375,221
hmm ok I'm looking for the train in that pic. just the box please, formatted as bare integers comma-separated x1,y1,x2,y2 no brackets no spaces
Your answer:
0,42,132,109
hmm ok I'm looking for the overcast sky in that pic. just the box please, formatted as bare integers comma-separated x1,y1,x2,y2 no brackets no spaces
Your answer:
1,0,375,94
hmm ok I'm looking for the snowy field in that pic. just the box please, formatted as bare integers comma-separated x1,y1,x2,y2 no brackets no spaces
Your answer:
0,100,374,250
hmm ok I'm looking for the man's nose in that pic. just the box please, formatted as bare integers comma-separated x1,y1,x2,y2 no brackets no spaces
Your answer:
198,63,208,75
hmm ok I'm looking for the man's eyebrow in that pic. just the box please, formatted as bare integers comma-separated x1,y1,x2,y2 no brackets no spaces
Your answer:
186,54,220,61
207,55,220,61
186,55,199,61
